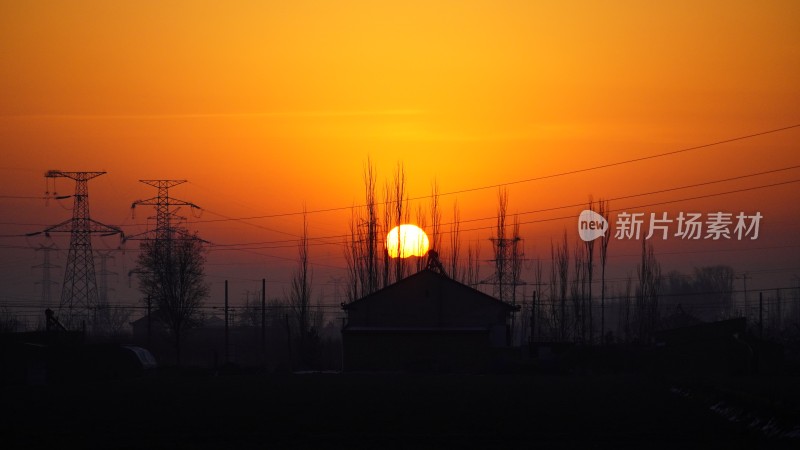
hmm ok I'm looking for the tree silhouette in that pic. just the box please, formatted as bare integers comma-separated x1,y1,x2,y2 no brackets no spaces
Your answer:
391,162,409,283
449,200,461,281
345,159,381,301
635,238,661,343
598,199,610,344
288,210,315,368
584,198,595,344
552,232,569,341
136,229,208,364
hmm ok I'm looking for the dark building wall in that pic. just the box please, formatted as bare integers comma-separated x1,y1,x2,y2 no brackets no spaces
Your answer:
341,270,516,372
345,271,510,329
343,330,490,372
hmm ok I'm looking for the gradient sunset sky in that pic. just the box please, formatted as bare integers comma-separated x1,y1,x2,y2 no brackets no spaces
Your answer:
1,1,799,318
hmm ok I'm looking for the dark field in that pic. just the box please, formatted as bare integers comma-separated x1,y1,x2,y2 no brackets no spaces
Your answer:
1,372,795,449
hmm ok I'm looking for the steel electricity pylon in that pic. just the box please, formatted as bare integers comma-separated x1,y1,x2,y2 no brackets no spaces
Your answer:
33,243,60,310
126,180,203,294
40,171,123,329
129,180,200,243
95,250,117,306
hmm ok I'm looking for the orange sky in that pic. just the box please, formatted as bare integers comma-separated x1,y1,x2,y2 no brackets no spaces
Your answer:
1,1,799,316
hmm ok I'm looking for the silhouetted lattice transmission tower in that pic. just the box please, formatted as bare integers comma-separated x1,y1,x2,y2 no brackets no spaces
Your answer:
128,179,201,244
38,171,123,329
33,243,60,310
485,234,526,304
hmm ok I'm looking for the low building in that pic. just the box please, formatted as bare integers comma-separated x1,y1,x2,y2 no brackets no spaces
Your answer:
341,269,518,372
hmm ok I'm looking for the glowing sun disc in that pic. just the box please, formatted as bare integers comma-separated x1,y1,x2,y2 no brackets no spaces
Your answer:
386,224,430,258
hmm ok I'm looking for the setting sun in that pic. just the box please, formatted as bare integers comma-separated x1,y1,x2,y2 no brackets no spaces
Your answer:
386,224,430,259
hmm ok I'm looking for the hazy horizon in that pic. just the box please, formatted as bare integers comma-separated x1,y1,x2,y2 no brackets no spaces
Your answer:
1,1,799,329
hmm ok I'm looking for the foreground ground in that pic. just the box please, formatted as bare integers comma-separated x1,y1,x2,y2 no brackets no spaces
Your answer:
1,371,796,449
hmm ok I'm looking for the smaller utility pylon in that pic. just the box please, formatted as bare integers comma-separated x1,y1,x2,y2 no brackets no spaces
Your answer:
94,250,118,335
33,243,60,311
127,180,203,329
95,250,117,306
129,180,200,243
126,180,204,268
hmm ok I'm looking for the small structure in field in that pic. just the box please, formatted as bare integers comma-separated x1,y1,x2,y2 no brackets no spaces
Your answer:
341,269,518,372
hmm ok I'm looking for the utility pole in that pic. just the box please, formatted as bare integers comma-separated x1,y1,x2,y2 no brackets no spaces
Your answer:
793,275,800,329
285,313,292,372
736,272,751,320
34,171,123,329
759,292,763,340
530,290,536,347
224,280,229,364
261,278,266,366
146,295,152,348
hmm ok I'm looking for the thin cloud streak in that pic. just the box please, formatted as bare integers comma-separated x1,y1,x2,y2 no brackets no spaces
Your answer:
0,109,427,120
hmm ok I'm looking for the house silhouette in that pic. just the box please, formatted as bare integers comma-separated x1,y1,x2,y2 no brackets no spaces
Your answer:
341,269,519,372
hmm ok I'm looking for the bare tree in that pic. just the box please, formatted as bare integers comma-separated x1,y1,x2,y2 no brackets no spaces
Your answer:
449,201,461,280
382,181,392,287
635,238,661,343
510,214,524,308
344,159,380,301
553,232,570,341
661,265,735,321
492,189,509,302
239,291,261,328
363,158,379,294
94,304,132,336
414,202,428,272
0,306,20,332
465,240,481,287
344,207,362,302
490,189,522,305
693,265,735,319
618,274,633,343
312,294,325,332
572,241,587,342
390,163,409,283
430,180,442,253
584,198,595,344
532,258,544,342
289,210,313,360
344,159,382,301
137,229,209,364
509,214,524,340
548,240,558,340
598,199,610,344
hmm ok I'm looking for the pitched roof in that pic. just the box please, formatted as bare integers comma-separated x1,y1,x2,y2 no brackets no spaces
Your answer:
342,268,518,311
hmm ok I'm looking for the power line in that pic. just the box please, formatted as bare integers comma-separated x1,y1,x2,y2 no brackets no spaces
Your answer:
4,162,798,240
0,195,48,200
446,164,800,226
201,208,303,239
447,178,800,236
207,176,800,251
186,123,800,223
1,126,797,275
1,128,797,247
